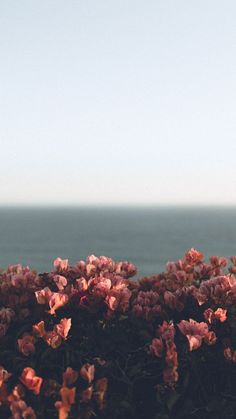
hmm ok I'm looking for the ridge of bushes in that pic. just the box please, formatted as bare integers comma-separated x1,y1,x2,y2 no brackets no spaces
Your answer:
0,249,236,418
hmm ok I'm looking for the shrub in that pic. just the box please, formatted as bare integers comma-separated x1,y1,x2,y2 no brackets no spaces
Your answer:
0,250,236,418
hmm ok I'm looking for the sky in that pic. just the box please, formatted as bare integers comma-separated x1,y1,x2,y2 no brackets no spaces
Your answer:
0,1,236,206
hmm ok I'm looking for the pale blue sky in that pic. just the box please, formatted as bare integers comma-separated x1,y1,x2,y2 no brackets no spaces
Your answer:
0,1,236,205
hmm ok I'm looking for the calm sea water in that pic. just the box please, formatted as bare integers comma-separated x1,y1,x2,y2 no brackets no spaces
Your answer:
0,207,236,278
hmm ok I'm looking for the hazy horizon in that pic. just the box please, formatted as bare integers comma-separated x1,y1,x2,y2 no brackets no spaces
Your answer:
1,1,236,206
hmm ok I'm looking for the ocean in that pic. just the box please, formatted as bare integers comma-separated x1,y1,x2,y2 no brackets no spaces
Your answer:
0,206,236,278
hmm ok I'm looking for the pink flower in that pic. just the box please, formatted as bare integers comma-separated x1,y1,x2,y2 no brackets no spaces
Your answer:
63,368,79,386
0,366,12,386
35,287,52,304
53,275,67,291
204,331,217,345
178,319,209,351
184,248,204,264
48,292,68,315
8,384,25,402
54,257,69,272
95,278,112,294
106,295,117,311
86,263,96,276
32,321,46,338
20,368,43,395
18,334,36,356
210,256,227,267
158,321,175,342
10,400,36,419
214,308,227,322
45,331,62,349
203,308,214,324
54,318,71,340
76,278,88,291
165,341,178,367
80,363,95,384
204,307,227,324
149,338,163,357
55,387,76,419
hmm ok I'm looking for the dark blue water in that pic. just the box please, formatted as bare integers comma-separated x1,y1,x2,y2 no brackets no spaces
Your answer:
0,207,236,277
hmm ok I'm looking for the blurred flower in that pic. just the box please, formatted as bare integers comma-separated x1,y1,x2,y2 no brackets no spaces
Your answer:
20,368,43,395
63,368,78,386
149,338,163,357
53,275,68,291
54,318,71,340
54,258,69,272
80,364,95,384
178,319,211,351
32,320,46,338
48,293,69,315
93,377,108,410
55,387,76,419
18,334,36,356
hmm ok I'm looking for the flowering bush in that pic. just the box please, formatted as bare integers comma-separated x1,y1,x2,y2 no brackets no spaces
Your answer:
0,250,236,418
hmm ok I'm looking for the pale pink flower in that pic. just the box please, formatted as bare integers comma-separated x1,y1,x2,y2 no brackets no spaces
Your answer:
53,275,67,291
48,292,68,315
54,318,71,340
178,319,209,351
106,295,118,311
35,287,52,304
76,278,88,291
54,257,69,272
32,320,46,338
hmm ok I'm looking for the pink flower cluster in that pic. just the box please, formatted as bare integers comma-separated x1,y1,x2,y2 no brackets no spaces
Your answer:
0,264,42,313
8,384,36,419
55,363,108,419
2,248,236,417
203,307,227,324
32,318,71,349
178,319,217,351
132,290,161,320
33,255,136,318
150,321,178,385
192,275,236,306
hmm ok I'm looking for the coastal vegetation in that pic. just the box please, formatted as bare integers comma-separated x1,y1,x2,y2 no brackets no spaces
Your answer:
0,249,236,418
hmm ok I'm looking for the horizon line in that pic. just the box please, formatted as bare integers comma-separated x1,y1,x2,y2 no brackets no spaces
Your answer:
0,203,236,209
